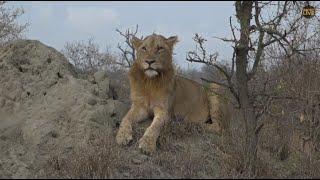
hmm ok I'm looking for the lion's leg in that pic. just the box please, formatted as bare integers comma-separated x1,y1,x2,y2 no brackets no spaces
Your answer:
116,104,148,146
138,107,169,155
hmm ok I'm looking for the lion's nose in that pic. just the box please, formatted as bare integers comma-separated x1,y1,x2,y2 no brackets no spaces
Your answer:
145,59,155,65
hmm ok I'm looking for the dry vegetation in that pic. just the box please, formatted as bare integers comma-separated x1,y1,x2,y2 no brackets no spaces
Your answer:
184,1,320,177
46,121,221,179
1,0,320,178
0,1,28,45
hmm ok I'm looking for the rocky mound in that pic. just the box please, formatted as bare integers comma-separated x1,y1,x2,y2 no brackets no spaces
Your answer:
0,40,129,178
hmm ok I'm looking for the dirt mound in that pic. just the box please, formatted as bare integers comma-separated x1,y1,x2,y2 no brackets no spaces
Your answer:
0,40,129,178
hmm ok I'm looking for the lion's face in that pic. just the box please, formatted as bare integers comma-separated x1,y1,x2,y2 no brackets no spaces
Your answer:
131,34,178,78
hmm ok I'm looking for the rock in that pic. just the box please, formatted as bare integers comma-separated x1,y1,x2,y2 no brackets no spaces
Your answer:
87,97,97,106
105,99,130,126
49,131,59,138
122,172,130,177
97,78,110,98
0,97,5,108
93,70,110,98
107,99,130,117
93,70,107,83
131,158,143,164
108,85,118,100
88,75,96,84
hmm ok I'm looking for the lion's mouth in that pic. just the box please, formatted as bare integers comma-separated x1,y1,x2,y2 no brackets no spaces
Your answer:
144,68,159,77
144,67,158,72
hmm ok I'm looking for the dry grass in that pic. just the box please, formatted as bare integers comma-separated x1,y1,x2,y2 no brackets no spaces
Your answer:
47,131,126,178
46,119,220,179
152,147,215,178
213,105,320,178
153,119,219,178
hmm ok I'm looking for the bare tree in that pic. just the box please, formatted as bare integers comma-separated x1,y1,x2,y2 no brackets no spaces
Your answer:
186,1,320,176
0,1,28,45
115,25,142,68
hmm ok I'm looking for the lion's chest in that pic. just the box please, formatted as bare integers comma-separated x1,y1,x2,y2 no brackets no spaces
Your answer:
132,87,174,112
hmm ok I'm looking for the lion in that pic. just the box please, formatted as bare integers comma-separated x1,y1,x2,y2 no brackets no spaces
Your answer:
116,34,229,154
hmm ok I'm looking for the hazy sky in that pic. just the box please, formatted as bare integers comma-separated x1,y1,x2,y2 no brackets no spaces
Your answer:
9,1,236,69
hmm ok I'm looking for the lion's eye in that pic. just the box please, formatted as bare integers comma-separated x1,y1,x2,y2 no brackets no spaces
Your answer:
157,46,164,52
141,47,147,51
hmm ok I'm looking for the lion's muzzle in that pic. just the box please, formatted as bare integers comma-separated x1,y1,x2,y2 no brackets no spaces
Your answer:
143,59,160,78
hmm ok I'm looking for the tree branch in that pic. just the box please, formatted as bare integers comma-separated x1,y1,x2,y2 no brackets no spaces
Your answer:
115,24,140,68
248,3,265,80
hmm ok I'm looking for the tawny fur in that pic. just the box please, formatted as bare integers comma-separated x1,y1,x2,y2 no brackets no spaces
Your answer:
116,34,228,154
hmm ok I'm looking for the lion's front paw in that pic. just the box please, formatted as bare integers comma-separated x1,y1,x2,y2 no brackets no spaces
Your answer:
138,135,157,155
116,127,133,146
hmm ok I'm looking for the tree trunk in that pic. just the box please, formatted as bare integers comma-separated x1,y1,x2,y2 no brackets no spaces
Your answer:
235,1,258,176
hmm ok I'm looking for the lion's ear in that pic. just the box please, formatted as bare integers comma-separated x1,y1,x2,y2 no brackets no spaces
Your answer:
131,36,143,49
166,36,179,47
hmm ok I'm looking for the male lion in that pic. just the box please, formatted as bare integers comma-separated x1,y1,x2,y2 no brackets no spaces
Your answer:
116,34,228,154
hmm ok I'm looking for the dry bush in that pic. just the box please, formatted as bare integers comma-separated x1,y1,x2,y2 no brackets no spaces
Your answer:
186,1,320,176
193,11,320,177
47,131,126,178
214,57,320,178
208,100,281,178
228,48,320,178
0,1,28,45
169,43,320,178
61,38,118,75
269,57,320,177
